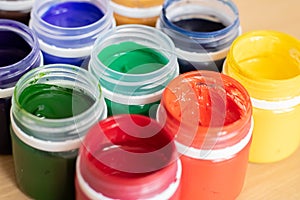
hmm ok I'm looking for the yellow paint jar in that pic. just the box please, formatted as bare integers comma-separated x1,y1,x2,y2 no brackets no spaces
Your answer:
223,30,300,163
110,0,163,26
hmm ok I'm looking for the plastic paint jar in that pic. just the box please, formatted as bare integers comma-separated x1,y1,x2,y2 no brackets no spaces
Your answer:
156,0,241,73
75,114,182,200
0,0,34,25
0,19,42,154
223,30,300,163
89,24,179,117
110,0,163,26
30,0,115,66
10,64,107,200
157,70,253,200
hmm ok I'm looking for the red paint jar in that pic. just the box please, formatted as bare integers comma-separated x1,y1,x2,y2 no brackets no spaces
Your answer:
157,71,252,200
75,114,181,200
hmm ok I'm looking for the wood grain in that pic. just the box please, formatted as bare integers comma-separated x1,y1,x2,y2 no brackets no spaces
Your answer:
0,0,299,199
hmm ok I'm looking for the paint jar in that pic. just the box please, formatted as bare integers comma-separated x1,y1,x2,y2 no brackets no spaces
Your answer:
10,64,107,200
89,24,179,117
157,70,253,199
30,0,115,67
156,0,241,73
0,0,34,25
223,30,300,163
75,114,181,200
0,19,42,154
110,0,163,27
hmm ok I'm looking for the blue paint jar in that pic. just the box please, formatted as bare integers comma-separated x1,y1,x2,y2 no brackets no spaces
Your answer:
0,19,42,154
30,0,115,67
156,0,241,73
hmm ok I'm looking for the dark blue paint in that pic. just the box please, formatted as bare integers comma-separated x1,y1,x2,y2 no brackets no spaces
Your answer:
42,51,89,69
41,2,104,28
173,18,226,33
0,31,32,68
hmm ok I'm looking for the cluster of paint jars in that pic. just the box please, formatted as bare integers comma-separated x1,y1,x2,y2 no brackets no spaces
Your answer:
0,0,299,200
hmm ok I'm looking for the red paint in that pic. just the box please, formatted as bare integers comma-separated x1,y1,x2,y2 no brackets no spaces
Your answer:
76,114,181,200
157,71,252,200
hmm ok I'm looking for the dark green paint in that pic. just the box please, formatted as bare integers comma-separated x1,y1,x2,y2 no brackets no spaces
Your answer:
18,83,95,119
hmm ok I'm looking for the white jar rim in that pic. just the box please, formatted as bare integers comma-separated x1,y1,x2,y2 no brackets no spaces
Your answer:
0,0,34,11
110,1,162,18
11,110,84,152
176,118,253,161
76,156,182,200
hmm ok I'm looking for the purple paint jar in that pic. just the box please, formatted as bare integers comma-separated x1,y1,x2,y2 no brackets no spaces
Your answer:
30,0,115,67
0,19,42,154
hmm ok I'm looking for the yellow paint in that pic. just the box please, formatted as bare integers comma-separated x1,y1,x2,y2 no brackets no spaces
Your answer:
224,30,300,163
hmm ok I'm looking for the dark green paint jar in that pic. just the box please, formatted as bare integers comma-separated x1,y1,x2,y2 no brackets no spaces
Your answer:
10,64,107,200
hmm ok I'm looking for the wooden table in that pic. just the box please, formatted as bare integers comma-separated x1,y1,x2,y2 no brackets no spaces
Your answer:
0,0,299,199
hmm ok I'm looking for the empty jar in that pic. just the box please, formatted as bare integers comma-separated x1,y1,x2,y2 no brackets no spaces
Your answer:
223,30,300,163
0,0,34,25
156,0,241,73
30,0,115,66
89,24,179,117
157,70,253,199
76,114,182,200
10,64,107,200
0,19,42,154
110,0,163,26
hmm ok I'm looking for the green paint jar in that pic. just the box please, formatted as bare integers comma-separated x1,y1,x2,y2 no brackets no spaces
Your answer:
10,64,107,200
89,24,179,117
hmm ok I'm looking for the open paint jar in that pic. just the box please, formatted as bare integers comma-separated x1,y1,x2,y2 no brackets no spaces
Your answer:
89,24,179,117
10,64,107,199
0,19,42,154
223,30,300,163
30,0,115,66
157,70,253,199
157,0,241,73
76,114,181,200
110,0,163,26
0,0,34,25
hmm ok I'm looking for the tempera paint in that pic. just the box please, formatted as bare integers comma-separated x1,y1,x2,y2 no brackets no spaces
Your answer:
111,0,164,26
157,70,252,200
98,41,169,116
173,18,226,32
41,2,104,28
224,30,300,163
0,0,34,25
19,83,95,119
98,41,169,74
10,64,107,200
89,25,178,118
0,19,41,154
157,0,241,73
76,114,181,200
30,0,114,66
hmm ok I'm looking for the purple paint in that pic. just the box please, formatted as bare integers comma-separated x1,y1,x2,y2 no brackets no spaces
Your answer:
41,2,104,28
0,19,41,154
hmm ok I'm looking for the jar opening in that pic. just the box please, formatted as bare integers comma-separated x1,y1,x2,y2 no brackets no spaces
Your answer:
159,71,252,149
79,114,179,198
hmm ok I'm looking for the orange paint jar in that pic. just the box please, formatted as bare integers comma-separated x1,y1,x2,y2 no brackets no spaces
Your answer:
110,0,163,26
157,71,253,200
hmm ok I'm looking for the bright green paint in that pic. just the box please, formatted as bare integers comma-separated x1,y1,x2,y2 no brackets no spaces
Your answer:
19,83,95,119
98,41,169,74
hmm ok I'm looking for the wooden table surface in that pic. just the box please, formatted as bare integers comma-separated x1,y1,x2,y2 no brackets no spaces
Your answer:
0,0,299,199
